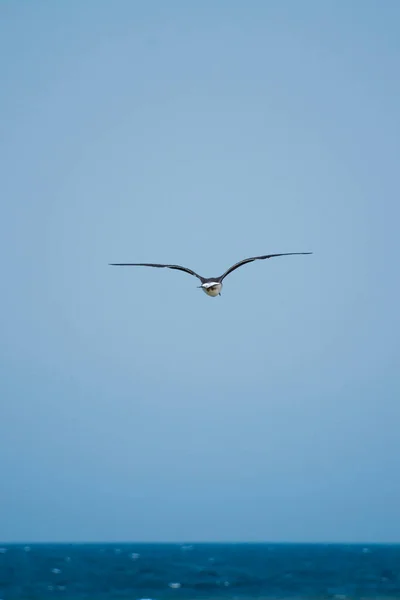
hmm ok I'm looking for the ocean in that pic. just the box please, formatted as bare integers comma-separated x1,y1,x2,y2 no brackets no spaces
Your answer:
0,543,399,599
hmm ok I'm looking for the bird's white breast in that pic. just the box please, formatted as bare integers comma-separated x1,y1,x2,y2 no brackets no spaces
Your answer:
202,282,222,297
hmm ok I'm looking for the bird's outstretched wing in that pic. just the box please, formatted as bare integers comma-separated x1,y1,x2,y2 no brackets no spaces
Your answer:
219,252,312,281
109,263,205,282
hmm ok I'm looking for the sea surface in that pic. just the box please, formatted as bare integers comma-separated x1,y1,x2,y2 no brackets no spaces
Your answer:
0,543,400,599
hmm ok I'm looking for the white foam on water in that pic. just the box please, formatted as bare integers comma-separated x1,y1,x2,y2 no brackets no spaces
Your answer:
168,582,181,589
130,552,140,560
51,568,62,574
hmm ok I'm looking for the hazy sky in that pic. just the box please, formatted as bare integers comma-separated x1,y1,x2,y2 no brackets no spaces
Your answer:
1,1,399,544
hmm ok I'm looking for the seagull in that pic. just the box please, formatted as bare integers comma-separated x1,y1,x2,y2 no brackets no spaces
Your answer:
109,252,312,297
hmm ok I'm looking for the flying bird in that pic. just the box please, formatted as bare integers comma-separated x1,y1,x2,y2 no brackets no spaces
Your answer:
109,252,312,297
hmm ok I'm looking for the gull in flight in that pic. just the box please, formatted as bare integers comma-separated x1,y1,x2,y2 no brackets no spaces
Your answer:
109,252,312,297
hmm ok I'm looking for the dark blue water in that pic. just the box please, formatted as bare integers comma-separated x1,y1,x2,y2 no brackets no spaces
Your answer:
1,543,400,599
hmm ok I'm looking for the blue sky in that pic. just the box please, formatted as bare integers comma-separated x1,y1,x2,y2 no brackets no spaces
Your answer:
1,0,399,543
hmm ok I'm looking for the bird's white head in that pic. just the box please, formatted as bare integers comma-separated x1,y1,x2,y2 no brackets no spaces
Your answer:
199,281,222,297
